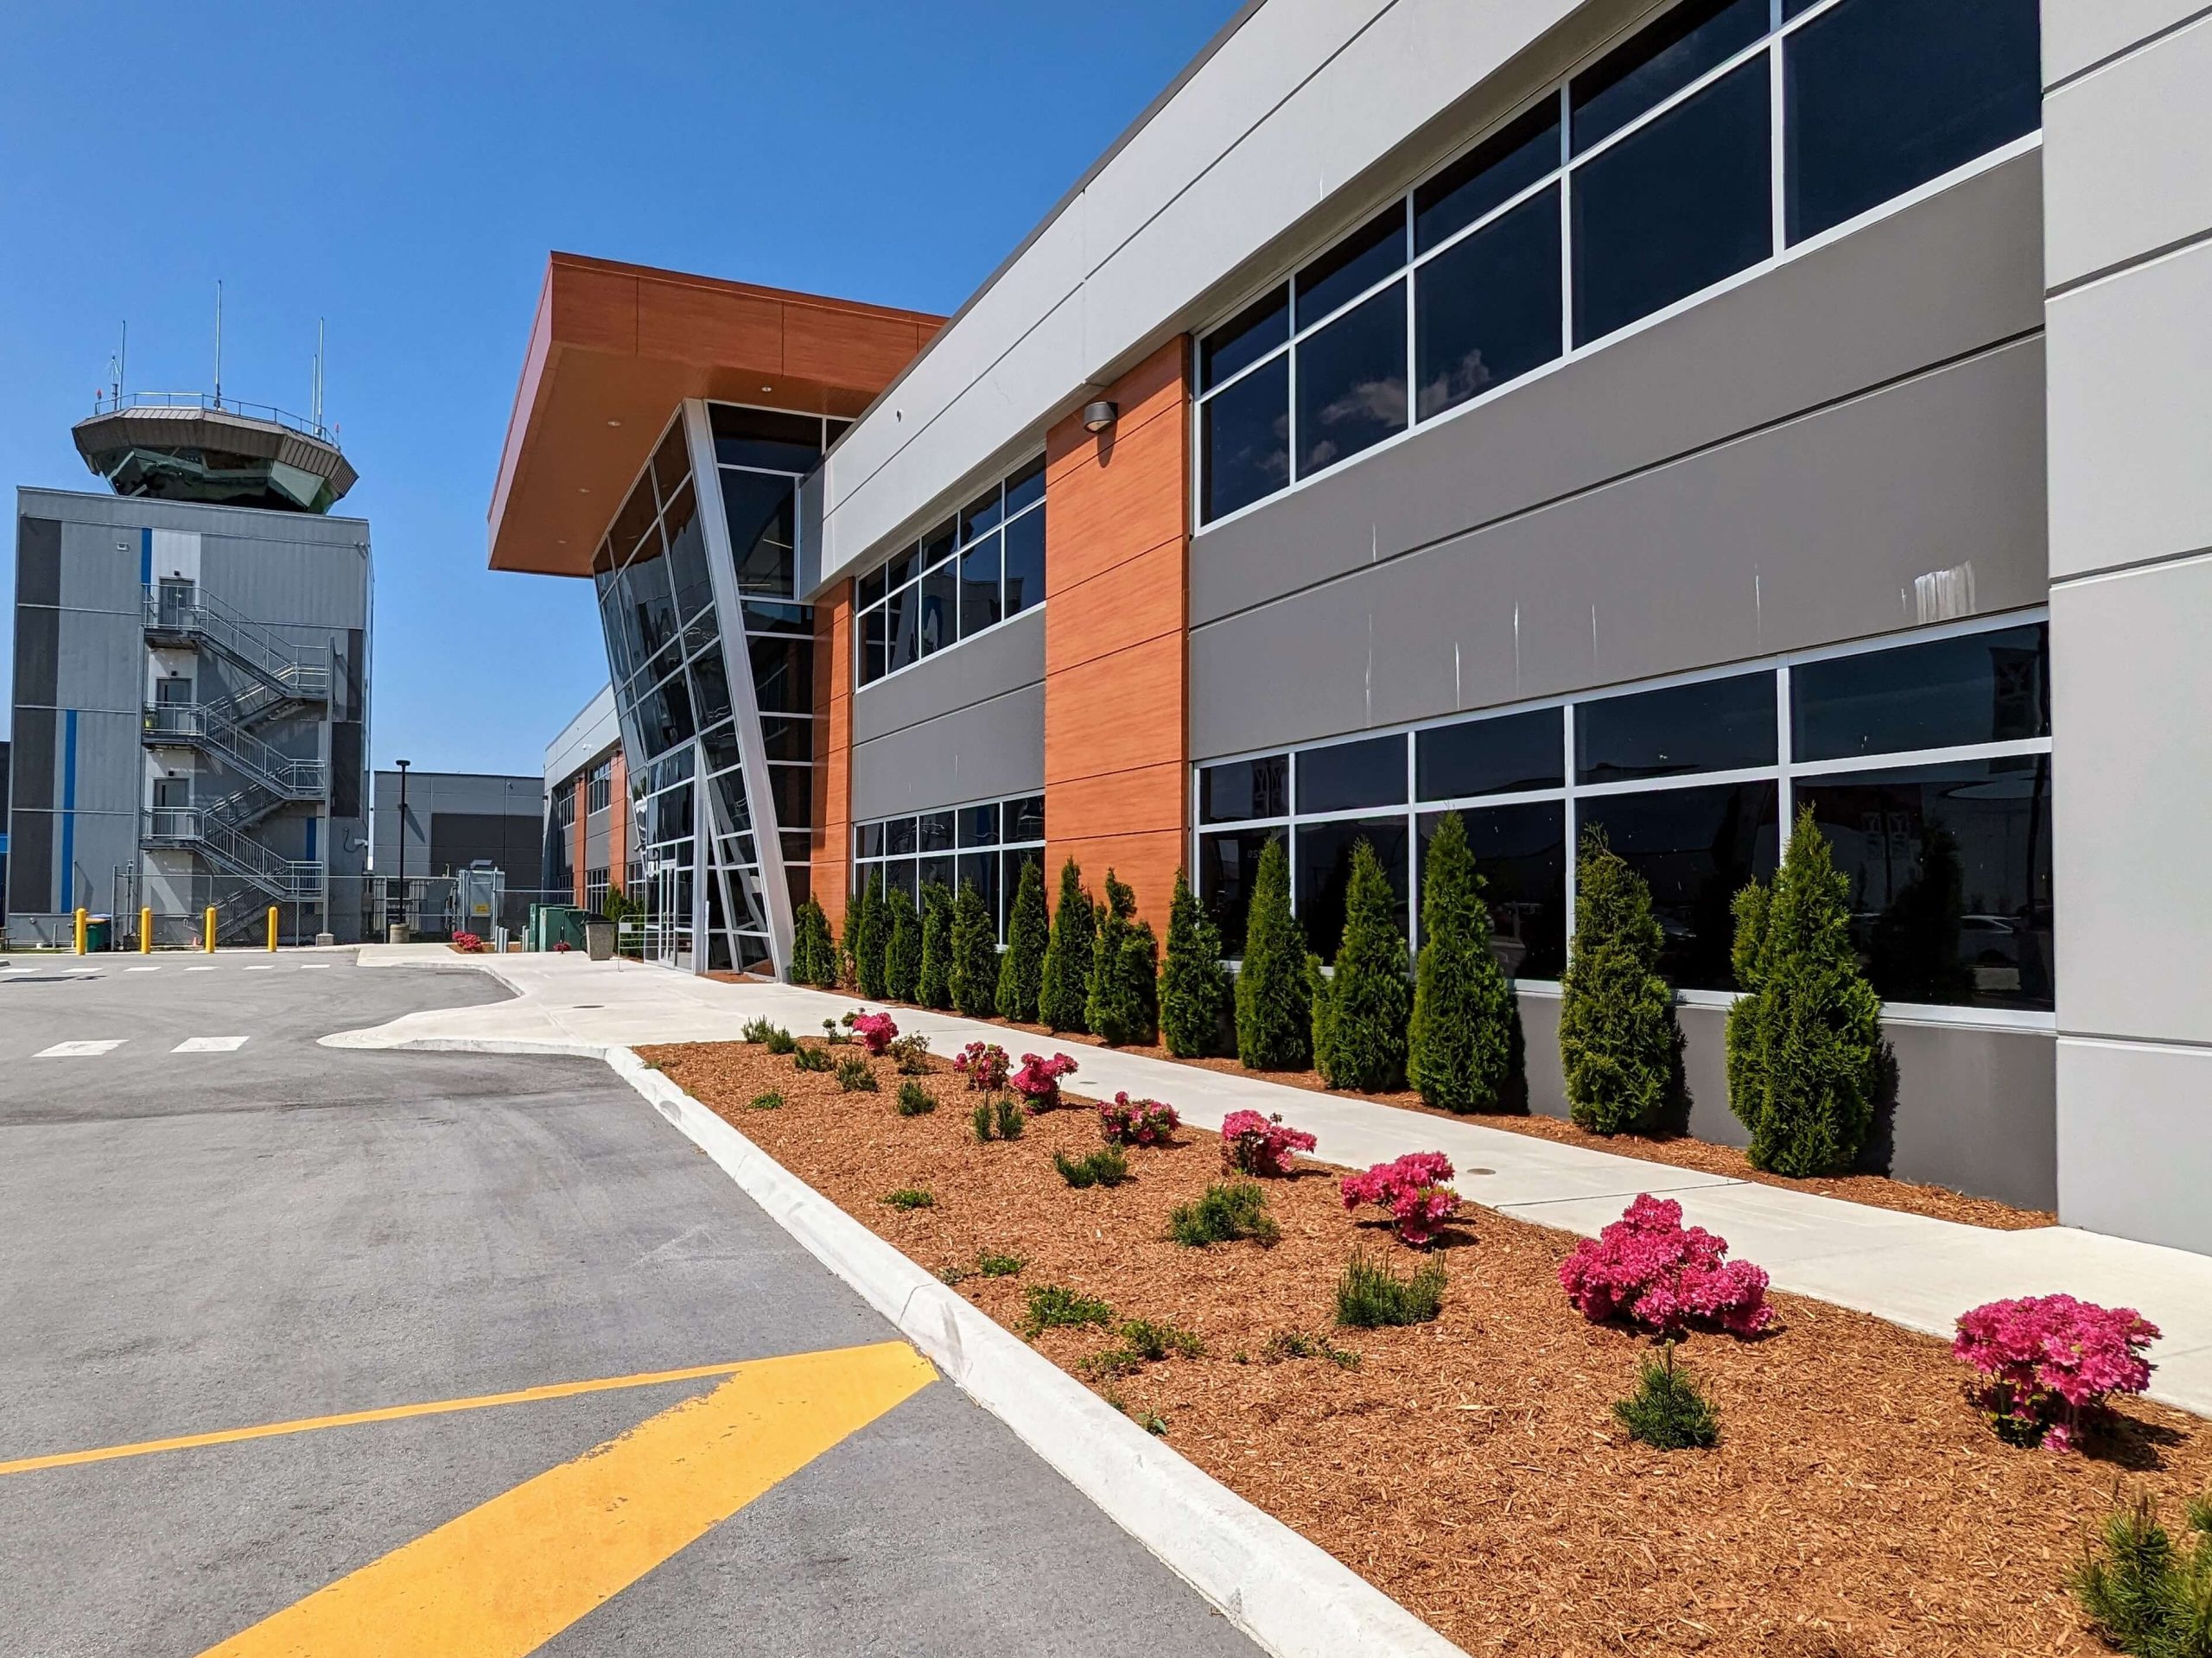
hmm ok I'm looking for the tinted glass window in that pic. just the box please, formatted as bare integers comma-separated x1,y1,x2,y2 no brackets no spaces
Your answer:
1002,844,1045,936
661,483,712,620
1296,817,1410,962
919,518,957,571
1417,707,1565,799
721,470,797,598
1007,794,1046,842
855,822,884,860
1296,734,1406,814
918,559,957,657
766,764,811,831
1416,101,1561,253
1786,0,2039,245
651,425,691,505
1199,828,1283,956
957,851,1001,934
747,633,810,715
1580,780,1779,988
1200,755,1287,823
1420,802,1568,979
1296,281,1408,480
738,599,809,637
1005,454,1046,518
622,547,679,661
636,674,696,759
1798,757,2052,1010
919,810,956,854
1793,624,2049,762
1201,288,1289,392
886,544,919,591
709,404,823,473
1578,671,1775,783
959,532,1001,638
858,567,885,611
886,816,918,855
883,586,918,675
960,484,1003,545
758,715,814,763
1200,354,1289,523
690,648,733,728
1570,0,1769,152
959,802,1000,847
1001,506,1045,616
611,480,658,567
1295,205,1408,327
1572,59,1770,346
1415,187,1564,421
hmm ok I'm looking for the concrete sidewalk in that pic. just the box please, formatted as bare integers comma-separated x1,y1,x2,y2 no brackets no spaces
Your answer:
335,947,2212,1417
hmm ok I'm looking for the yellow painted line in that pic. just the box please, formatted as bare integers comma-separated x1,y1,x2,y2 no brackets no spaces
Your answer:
197,1339,934,1658
0,1359,759,1477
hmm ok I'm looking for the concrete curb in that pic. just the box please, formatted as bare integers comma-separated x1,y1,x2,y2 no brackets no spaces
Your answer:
326,1024,1466,1658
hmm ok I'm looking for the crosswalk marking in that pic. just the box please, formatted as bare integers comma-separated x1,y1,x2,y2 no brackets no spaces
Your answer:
35,1040,124,1058
171,1036,250,1053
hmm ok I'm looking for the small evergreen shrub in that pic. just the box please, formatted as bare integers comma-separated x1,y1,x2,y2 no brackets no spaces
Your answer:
1160,867,1230,1058
977,1251,1025,1277
1335,1250,1448,1328
761,1026,798,1056
1038,859,1096,1033
1053,1147,1129,1189
952,1041,1012,1090
1313,841,1412,1091
1085,871,1158,1046
888,1032,932,1075
1559,826,1679,1135
880,1187,934,1210
1726,808,1885,1177
993,1096,1025,1140
1219,1109,1318,1178
1166,1181,1280,1248
1339,1153,1460,1248
895,1081,937,1117
949,880,999,1018
791,1045,832,1073
790,897,838,987
882,886,922,1003
1614,1343,1720,1450
1117,1318,1203,1361
1558,1194,1773,1337
2071,1488,2212,1656
741,1016,779,1044
970,1101,996,1143
834,1055,878,1092
1235,838,1311,1070
917,881,955,1009
1954,1294,2160,1453
849,1011,899,1056
1022,1283,1115,1338
746,1090,784,1111
822,1018,850,1045
1260,1330,1362,1369
1008,1051,1078,1112
996,858,1050,1023
851,872,889,1001
1408,811,1516,1113
1097,1092,1179,1147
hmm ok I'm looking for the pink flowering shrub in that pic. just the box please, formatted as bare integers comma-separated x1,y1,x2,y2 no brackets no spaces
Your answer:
1557,1194,1773,1337
452,931,485,954
1099,1093,1179,1147
849,1012,899,1057
1952,1293,2160,1453
1340,1152,1460,1247
1220,1110,1318,1178
552,940,574,954
951,1041,1010,1090
1009,1051,1079,1113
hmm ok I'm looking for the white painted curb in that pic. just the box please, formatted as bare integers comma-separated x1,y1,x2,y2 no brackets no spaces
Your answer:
328,1025,1466,1658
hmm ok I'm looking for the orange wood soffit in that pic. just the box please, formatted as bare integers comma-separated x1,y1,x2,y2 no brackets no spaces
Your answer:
488,252,942,580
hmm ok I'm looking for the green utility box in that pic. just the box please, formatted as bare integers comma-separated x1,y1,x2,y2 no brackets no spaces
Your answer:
528,904,592,953
86,915,114,951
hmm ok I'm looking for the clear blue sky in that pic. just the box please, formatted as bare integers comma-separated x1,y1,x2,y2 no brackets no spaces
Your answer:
0,0,1237,774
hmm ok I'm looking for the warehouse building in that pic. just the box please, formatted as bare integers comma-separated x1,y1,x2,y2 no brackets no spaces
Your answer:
488,0,2212,1251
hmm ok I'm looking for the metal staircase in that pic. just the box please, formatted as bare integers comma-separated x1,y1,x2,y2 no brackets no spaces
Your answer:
142,702,326,799
143,585,331,705
142,801,322,903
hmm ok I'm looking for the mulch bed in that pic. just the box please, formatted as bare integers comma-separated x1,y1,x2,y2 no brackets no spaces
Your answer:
893,1006,2053,1231
644,1033,2206,1658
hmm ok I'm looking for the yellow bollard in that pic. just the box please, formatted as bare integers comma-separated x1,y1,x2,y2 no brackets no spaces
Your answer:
204,906,218,954
140,907,153,954
267,906,278,952
74,907,87,955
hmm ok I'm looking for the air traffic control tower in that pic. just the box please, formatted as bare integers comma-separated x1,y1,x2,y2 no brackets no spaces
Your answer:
6,392,372,946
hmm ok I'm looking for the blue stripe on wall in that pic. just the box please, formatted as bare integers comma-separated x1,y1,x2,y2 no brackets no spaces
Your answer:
306,816,318,861
140,526,152,588
59,708,79,909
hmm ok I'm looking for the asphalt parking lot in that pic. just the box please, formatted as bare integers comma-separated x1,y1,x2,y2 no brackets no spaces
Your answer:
0,952,1257,1656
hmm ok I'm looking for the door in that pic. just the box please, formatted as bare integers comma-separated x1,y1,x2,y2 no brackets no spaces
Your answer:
158,579,196,629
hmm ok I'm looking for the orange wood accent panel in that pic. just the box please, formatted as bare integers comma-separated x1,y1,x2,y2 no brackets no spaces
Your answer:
608,748,630,899
812,590,853,935
571,779,588,906
1043,337,1192,937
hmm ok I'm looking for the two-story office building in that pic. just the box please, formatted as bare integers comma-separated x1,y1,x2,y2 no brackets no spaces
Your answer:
489,0,2212,1252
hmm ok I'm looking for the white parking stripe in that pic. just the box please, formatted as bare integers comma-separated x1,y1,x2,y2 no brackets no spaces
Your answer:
171,1036,249,1053
300,963,331,970
244,964,275,972
186,966,217,973
36,1040,124,1058
126,965,162,973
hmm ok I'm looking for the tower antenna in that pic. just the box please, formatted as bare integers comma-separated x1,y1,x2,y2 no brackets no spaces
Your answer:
213,280,223,408
314,316,326,429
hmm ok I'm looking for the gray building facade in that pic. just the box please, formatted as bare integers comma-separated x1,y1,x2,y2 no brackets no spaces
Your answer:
10,486,371,944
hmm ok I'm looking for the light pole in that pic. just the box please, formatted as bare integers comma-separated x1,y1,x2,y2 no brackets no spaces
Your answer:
394,759,412,939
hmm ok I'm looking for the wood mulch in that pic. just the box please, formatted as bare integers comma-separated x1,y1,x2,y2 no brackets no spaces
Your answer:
643,1034,2204,1658
893,1006,2052,1231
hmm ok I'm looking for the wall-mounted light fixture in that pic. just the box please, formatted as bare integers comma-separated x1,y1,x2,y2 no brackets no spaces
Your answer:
1081,400,1117,434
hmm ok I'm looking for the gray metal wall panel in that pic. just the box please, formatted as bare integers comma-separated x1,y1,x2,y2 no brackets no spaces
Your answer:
1192,338,2047,759
7,808,54,914
849,607,1046,746
849,682,1046,822
16,516,60,607
55,517,140,618
1514,992,2056,1209
1192,155,2043,631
